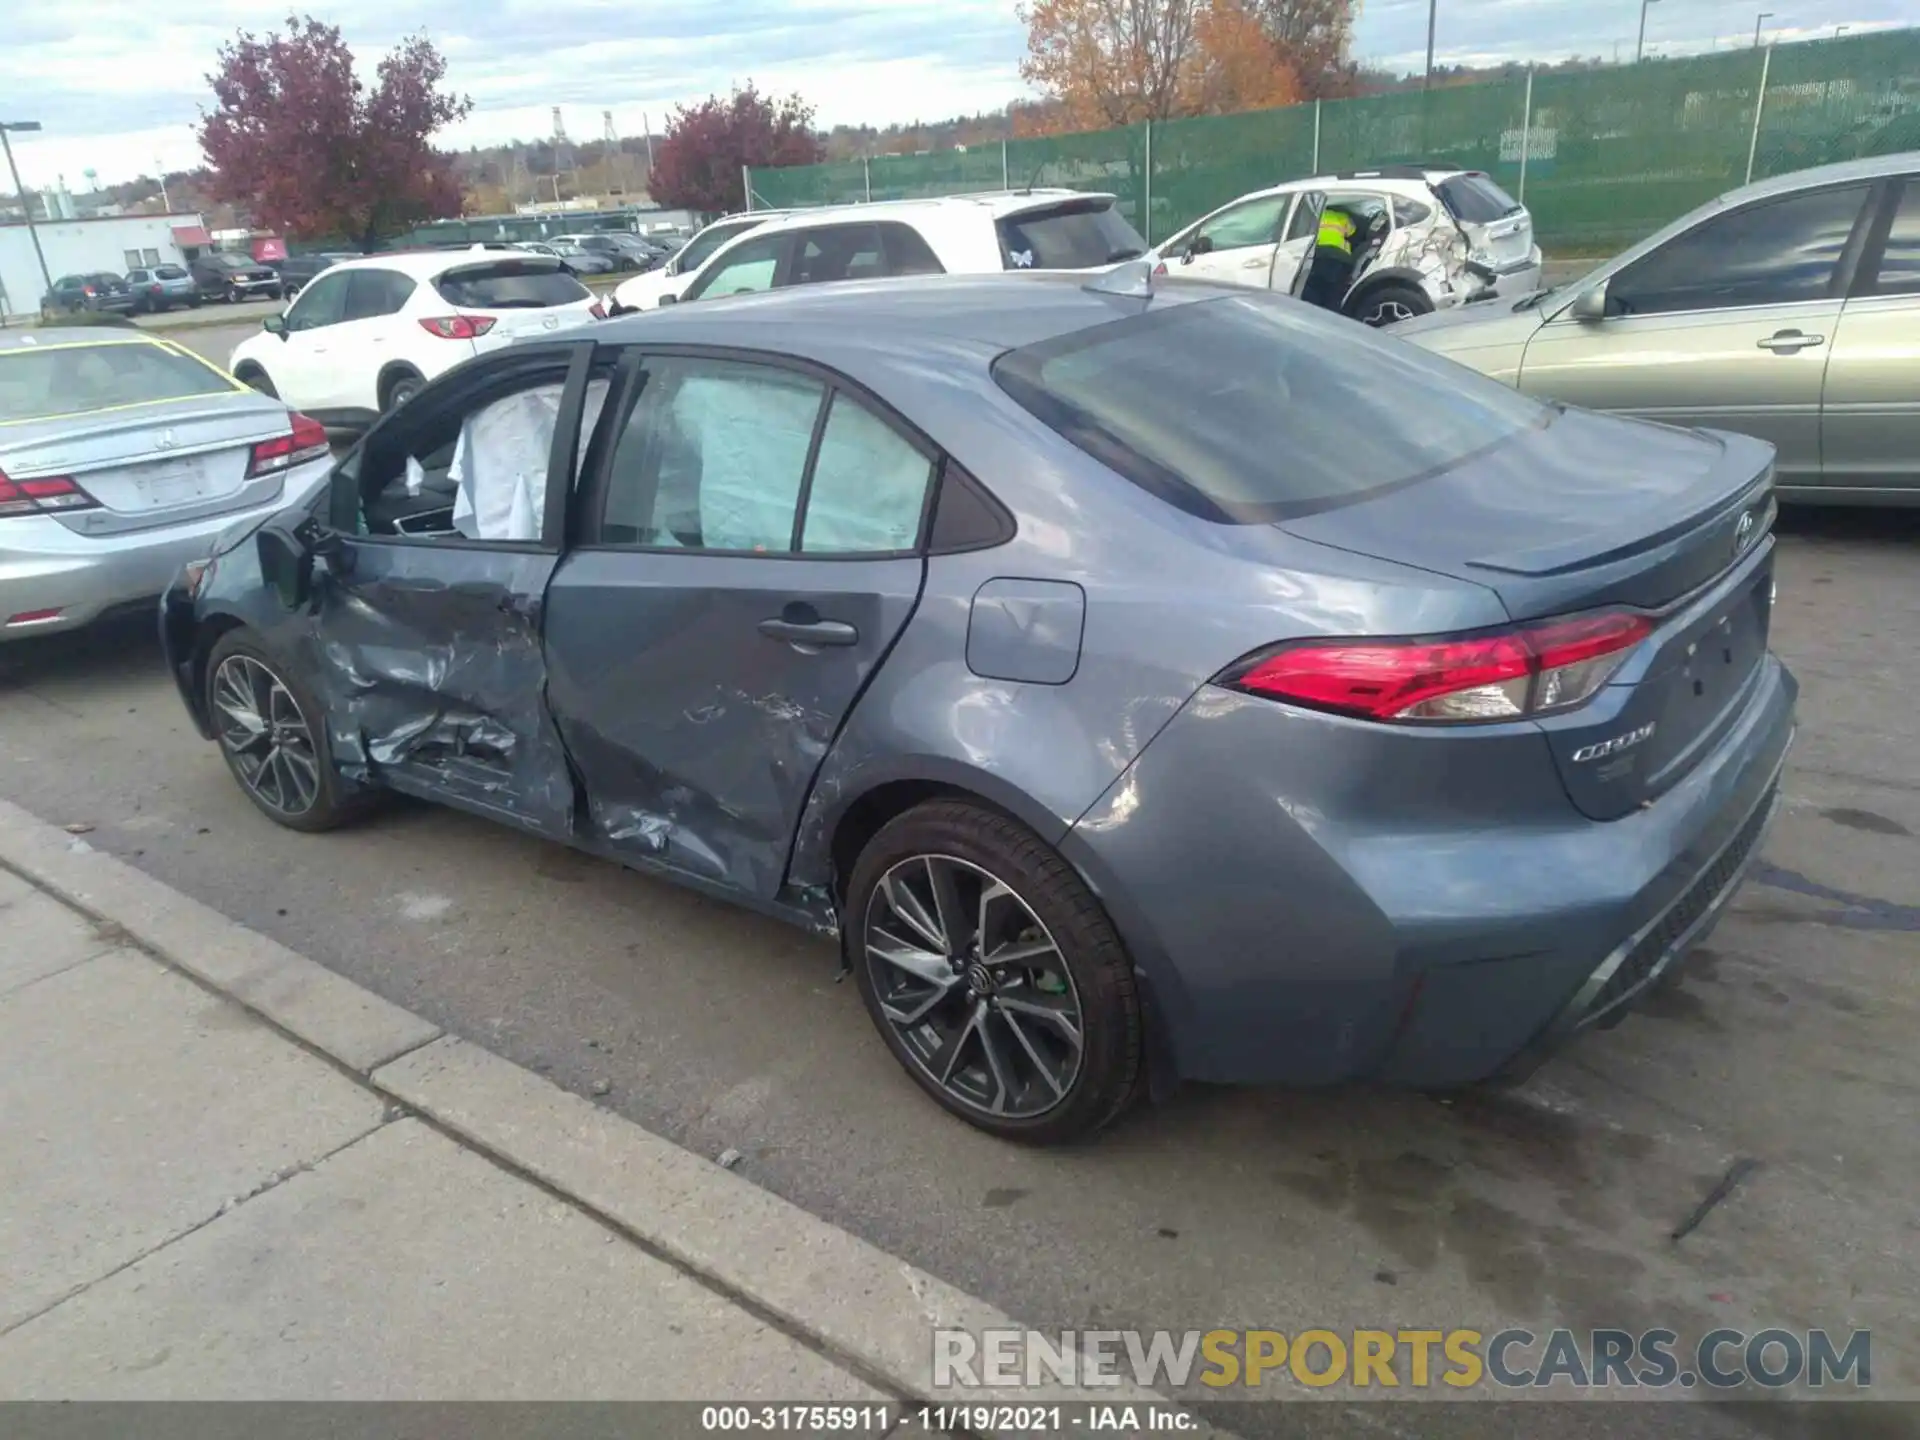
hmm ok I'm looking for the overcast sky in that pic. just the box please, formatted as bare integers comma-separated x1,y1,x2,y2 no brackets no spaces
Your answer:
2,1,1909,191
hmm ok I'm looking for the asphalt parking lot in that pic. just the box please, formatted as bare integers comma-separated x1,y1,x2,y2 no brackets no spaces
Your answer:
2,329,1916,1437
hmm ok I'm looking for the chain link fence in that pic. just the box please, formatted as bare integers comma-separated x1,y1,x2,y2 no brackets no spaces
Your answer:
748,29,1920,254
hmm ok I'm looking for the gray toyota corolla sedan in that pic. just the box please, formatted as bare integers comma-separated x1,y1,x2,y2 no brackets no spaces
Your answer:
160,271,1796,1143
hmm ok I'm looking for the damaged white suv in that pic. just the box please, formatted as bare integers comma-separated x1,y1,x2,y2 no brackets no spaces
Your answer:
1150,167,1543,326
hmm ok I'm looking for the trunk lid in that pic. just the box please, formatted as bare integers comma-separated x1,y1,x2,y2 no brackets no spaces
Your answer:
1281,410,1778,818
2,397,295,536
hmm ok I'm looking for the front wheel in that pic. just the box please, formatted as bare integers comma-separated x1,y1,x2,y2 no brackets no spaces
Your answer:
1350,283,1433,328
204,632,367,833
846,800,1144,1144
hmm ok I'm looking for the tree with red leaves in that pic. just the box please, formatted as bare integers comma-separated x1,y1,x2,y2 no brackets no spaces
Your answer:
649,85,824,216
197,16,472,251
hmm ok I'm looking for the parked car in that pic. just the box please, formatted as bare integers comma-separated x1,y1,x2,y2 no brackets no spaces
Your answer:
275,252,359,298
608,211,789,312
612,191,1146,317
515,241,614,276
1394,152,1920,503
227,248,604,427
40,273,138,319
162,271,1794,1142
553,233,654,272
1,328,331,640
124,264,200,313
192,252,283,304
1151,167,1543,326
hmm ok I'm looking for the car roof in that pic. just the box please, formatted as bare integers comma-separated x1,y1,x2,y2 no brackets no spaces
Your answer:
306,248,568,280
739,190,1117,239
591,269,1224,356
1720,148,1919,204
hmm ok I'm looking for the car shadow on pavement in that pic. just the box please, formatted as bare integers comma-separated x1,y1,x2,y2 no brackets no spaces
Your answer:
1776,505,1920,545
0,609,171,690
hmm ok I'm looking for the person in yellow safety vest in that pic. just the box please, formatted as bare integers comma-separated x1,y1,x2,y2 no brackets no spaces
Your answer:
1300,204,1357,311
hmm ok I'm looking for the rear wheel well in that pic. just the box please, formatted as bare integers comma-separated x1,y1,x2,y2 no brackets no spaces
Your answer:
829,780,978,904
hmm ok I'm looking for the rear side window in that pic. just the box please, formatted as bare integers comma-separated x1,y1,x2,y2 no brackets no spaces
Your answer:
344,269,417,321
0,341,234,424
881,222,946,276
1436,174,1523,223
433,262,590,310
992,293,1549,523
1870,178,1920,295
792,224,887,286
999,201,1146,270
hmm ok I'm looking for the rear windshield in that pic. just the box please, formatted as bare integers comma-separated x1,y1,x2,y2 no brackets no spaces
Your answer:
432,262,591,310
998,201,1146,270
0,341,235,425
992,293,1549,523
1436,174,1524,224
154,265,188,279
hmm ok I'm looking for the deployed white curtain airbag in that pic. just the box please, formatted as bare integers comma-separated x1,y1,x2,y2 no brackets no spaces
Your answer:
451,379,609,541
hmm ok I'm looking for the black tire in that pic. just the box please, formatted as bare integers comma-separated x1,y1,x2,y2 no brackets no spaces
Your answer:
203,630,369,833
1349,282,1433,328
846,799,1143,1144
380,370,424,412
237,367,277,398
188,296,203,309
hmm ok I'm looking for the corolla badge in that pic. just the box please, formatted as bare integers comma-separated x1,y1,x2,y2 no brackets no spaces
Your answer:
1571,722,1657,765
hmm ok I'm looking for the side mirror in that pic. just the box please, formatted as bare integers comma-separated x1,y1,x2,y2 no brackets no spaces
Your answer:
657,292,678,307
1570,282,1610,322
262,315,288,339
256,515,316,610
1184,236,1214,262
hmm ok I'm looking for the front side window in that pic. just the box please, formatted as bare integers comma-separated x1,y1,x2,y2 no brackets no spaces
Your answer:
601,358,823,550
677,219,759,273
285,271,350,331
684,235,786,301
1197,195,1290,252
801,394,935,553
1608,184,1871,315
1869,178,1920,296
791,225,887,286
993,292,1549,523
128,269,150,283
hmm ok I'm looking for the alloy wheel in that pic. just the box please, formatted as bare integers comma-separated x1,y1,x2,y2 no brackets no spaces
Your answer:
863,855,1085,1119
211,654,320,817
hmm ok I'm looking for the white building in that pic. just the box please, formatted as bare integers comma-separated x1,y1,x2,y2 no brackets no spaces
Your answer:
0,212,211,320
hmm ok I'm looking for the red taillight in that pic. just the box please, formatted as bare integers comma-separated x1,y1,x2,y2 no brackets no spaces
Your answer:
1223,611,1653,724
418,315,496,339
247,412,331,478
0,470,101,518
588,301,606,319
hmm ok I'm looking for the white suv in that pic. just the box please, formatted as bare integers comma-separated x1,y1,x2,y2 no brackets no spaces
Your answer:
228,248,604,425
612,191,1146,314
1149,167,1542,326
608,211,789,312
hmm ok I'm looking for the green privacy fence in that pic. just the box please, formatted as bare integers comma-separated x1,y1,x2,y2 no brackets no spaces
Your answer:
747,29,1920,253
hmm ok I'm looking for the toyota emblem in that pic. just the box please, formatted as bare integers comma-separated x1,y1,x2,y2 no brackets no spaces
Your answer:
1733,509,1757,557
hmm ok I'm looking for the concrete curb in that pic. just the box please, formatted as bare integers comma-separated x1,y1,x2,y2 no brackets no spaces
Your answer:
0,797,1225,1435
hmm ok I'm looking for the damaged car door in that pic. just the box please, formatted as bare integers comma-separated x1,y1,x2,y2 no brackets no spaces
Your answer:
305,341,604,834
544,349,935,900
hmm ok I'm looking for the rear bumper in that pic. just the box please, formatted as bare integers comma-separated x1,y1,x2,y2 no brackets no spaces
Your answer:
1062,650,1798,1089
0,459,329,640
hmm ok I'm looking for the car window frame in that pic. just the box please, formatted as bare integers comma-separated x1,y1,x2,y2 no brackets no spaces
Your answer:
570,342,949,562
1586,178,1882,323
681,232,795,303
322,340,599,555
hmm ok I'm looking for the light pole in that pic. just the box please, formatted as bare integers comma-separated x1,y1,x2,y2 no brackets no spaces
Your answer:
1,120,54,299
1754,11,1773,46
1423,0,1438,91
1637,0,1662,61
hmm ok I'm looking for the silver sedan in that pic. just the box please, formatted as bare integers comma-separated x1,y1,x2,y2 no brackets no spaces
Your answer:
1,329,333,639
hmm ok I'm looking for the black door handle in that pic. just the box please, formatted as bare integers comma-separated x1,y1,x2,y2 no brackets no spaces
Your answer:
759,617,859,647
